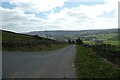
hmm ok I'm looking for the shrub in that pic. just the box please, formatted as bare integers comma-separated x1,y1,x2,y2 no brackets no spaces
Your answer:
76,38,83,45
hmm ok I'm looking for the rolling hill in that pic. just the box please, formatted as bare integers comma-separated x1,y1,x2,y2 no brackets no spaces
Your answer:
25,28,119,41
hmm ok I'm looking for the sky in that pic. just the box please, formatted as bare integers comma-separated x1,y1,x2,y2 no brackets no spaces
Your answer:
0,0,120,33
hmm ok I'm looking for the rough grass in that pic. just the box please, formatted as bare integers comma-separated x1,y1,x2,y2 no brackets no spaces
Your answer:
75,45,120,78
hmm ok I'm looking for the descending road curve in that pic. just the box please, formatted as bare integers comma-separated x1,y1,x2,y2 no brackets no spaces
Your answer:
3,45,76,78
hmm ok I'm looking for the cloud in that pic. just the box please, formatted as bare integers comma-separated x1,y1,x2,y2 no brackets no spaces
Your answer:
46,0,118,30
1,0,119,32
9,0,66,13
1,7,47,32
66,0,105,2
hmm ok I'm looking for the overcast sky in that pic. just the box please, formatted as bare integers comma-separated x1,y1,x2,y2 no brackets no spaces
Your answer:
0,0,119,33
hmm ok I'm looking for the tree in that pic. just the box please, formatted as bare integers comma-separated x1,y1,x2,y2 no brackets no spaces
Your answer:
68,39,72,44
76,38,83,45
71,40,75,44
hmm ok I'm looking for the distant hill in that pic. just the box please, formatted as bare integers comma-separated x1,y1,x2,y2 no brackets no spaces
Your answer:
25,28,119,41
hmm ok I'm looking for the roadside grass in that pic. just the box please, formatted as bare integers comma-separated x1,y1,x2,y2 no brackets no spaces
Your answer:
2,43,68,52
75,45,120,78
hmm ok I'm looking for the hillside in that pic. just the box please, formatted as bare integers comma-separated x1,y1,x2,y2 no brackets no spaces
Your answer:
2,30,55,42
2,30,67,51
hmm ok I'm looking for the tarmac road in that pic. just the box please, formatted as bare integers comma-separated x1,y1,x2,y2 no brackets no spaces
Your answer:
2,45,76,78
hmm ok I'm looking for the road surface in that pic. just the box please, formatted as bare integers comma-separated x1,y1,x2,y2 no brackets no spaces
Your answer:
2,45,76,78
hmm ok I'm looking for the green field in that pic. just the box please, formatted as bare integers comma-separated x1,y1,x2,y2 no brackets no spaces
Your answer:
75,45,120,78
82,33,119,45
83,40,119,46
2,30,67,51
88,33,118,40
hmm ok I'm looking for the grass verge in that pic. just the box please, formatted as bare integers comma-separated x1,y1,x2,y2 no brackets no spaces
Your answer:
75,45,120,78
2,44,67,52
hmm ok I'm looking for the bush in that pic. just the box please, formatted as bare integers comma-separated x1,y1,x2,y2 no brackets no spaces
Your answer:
76,38,83,45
